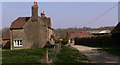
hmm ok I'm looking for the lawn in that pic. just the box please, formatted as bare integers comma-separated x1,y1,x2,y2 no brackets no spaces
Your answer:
2,48,46,64
55,46,89,63
2,46,89,65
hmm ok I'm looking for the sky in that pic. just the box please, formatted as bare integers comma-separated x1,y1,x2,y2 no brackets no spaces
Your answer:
1,0,119,2
1,2,119,29
0,2,2,29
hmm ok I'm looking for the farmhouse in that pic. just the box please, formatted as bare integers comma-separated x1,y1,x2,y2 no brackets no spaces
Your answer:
2,2,54,49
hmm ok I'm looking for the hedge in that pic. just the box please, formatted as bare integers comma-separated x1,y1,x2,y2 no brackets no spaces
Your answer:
75,35,112,47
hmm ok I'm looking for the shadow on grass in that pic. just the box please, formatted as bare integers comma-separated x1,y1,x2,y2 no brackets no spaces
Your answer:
97,46,120,56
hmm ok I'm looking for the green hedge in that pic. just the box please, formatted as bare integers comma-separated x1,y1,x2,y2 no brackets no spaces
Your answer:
75,35,112,47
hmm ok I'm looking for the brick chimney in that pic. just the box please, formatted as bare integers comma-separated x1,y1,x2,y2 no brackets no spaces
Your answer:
31,1,38,21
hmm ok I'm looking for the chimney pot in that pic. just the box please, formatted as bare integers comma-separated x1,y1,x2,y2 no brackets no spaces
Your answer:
34,1,38,6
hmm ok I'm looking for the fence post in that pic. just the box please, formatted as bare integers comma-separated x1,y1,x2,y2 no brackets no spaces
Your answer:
45,48,49,63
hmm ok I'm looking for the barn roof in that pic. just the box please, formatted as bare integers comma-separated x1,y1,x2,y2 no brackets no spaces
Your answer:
111,22,120,33
69,30,92,39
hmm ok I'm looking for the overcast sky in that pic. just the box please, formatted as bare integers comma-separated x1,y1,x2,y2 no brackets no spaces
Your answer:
1,2,119,29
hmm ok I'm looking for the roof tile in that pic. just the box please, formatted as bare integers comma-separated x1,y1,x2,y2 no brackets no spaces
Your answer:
2,28,10,40
10,17,30,29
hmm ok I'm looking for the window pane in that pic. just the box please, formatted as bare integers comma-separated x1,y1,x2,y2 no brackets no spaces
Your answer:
14,40,22,46
20,40,22,45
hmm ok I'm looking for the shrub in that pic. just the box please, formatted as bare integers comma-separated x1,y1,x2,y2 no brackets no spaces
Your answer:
61,38,68,45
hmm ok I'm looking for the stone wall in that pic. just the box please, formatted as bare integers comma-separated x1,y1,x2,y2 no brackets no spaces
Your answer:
11,29,25,49
23,18,48,48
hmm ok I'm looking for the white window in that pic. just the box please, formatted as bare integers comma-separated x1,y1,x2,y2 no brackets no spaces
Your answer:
13,40,22,47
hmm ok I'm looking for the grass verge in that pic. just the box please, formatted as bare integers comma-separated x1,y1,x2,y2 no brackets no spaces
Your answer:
55,46,89,63
2,48,46,63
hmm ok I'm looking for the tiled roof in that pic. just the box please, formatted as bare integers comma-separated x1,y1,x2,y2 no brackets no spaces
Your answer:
10,17,30,29
111,22,120,33
69,30,92,39
2,28,10,40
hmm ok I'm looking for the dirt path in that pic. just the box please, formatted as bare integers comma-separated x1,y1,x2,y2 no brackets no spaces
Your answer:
72,45,119,63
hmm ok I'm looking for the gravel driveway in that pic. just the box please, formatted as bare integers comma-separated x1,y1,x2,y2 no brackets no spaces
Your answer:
72,45,119,63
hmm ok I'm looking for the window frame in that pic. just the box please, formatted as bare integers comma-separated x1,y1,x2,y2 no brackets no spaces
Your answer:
13,40,22,47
